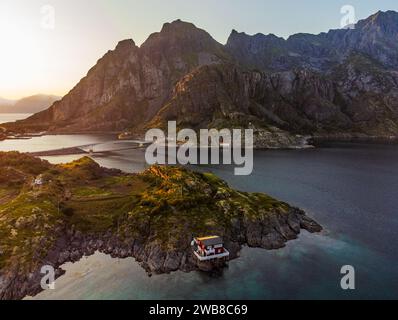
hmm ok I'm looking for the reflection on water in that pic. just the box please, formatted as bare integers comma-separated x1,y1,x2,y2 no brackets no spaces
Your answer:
28,232,396,300
1,135,397,299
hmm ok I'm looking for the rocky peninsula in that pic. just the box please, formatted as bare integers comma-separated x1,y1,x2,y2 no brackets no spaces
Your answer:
0,152,321,300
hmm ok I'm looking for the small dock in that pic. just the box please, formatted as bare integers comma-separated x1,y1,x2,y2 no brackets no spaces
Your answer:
193,250,230,262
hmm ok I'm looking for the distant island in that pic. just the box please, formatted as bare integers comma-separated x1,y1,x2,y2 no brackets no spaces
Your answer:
0,94,60,114
0,152,321,300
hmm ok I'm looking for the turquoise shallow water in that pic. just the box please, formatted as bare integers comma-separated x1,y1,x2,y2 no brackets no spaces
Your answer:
26,232,397,300
1,131,396,299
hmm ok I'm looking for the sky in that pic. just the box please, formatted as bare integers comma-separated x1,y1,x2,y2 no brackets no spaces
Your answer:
1,0,398,100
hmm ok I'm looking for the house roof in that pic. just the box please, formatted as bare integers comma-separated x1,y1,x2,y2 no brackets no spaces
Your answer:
197,236,223,246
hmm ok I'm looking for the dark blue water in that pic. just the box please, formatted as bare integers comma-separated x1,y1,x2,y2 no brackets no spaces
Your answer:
191,143,398,299
24,142,398,300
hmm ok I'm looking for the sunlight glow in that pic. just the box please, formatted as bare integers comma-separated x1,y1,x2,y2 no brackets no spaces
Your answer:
0,22,46,99
0,0,397,99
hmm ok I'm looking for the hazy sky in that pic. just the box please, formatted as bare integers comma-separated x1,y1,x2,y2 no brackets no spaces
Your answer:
1,0,398,99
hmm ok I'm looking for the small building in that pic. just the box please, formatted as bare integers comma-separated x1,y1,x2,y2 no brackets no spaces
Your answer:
33,175,44,186
192,236,230,261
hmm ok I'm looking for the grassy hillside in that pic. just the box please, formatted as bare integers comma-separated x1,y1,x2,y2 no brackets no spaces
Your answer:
0,152,321,299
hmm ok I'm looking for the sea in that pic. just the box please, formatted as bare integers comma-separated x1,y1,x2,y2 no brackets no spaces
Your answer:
1,114,397,300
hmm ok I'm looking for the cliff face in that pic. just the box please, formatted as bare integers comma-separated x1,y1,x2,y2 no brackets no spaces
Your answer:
149,62,398,137
17,20,230,133
5,12,398,141
226,10,398,72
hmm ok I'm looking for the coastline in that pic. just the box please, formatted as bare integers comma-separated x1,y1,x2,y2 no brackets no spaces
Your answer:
1,206,321,300
310,135,398,146
0,154,322,300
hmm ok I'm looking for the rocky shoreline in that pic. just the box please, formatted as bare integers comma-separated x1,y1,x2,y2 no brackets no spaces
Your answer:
0,153,322,300
1,206,321,300
2,127,397,150
310,134,398,145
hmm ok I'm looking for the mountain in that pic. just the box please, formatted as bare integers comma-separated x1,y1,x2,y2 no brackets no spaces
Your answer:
0,95,60,114
226,10,398,72
7,20,230,133
0,98,14,107
4,12,398,144
150,60,398,138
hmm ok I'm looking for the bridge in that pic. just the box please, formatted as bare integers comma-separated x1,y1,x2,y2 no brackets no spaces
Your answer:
29,140,152,157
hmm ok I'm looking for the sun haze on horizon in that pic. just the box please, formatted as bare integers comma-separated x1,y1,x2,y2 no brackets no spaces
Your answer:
1,0,397,100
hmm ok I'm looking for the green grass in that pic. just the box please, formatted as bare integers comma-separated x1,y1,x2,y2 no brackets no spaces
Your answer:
0,153,289,272
67,195,138,233
72,186,114,198
0,193,62,270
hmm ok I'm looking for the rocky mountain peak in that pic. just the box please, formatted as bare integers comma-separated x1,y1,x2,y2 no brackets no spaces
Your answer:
160,19,197,33
5,11,398,141
227,30,275,45
142,19,218,47
227,29,247,39
356,10,398,35
115,39,137,51
226,30,286,53
141,19,229,72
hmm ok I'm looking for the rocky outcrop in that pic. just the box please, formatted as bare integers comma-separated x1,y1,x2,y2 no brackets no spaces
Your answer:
0,206,320,300
0,153,322,300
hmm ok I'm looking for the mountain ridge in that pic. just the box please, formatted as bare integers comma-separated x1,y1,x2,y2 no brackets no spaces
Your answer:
0,94,61,114
3,12,398,145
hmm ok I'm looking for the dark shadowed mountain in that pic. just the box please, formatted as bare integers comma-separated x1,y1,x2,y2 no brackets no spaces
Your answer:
0,95,61,114
226,10,398,71
4,11,398,146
